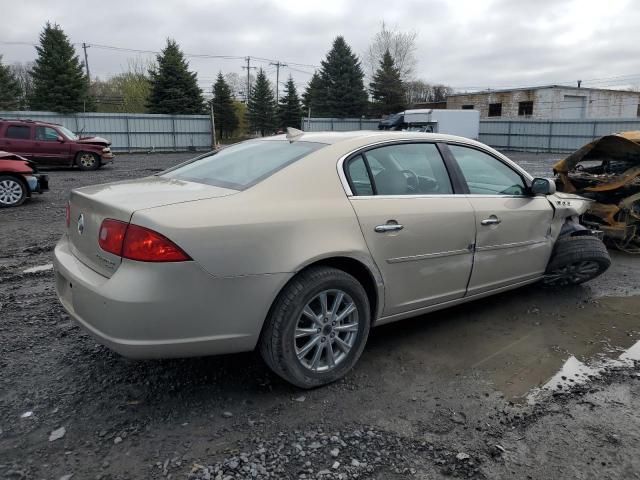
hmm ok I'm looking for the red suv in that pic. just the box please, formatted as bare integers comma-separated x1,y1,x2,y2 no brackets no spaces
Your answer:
0,119,114,170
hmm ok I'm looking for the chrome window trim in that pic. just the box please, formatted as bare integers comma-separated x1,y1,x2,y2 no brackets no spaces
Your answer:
336,138,534,198
475,238,549,252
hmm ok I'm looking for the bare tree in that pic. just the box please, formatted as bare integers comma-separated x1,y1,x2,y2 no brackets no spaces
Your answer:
405,80,453,106
225,72,255,101
365,21,418,82
9,61,34,109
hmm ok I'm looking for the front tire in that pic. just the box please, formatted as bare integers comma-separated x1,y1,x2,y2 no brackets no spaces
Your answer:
260,267,371,388
76,152,100,171
544,236,611,286
0,175,27,207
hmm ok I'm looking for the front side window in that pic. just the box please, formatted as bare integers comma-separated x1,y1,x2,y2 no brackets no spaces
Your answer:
35,126,60,141
162,140,325,190
348,143,453,196
448,145,526,195
5,125,31,140
58,126,78,140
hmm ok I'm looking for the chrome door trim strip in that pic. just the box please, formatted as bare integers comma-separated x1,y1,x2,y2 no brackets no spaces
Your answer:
387,248,471,264
475,238,548,252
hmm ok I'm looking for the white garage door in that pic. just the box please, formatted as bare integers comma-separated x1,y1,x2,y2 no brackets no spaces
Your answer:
560,95,586,119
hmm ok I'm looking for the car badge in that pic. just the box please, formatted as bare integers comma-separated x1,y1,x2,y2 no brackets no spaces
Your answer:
77,214,85,235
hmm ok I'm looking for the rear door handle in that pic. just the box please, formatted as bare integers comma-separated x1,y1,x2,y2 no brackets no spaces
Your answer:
375,223,404,233
481,216,502,226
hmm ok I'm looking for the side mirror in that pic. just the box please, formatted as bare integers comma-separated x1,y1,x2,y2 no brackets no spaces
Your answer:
530,177,556,195
57,135,65,143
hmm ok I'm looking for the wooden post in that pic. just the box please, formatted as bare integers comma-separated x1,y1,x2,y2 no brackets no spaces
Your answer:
210,102,217,149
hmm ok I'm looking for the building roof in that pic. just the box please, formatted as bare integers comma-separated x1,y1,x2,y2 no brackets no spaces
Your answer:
448,85,640,97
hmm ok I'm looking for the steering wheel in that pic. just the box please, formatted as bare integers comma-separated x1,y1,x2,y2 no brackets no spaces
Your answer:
401,169,419,192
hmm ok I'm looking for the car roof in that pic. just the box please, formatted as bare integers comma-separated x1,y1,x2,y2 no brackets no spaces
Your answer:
261,130,486,149
0,118,62,128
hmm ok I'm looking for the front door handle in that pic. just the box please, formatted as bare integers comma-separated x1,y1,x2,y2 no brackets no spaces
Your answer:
375,223,404,233
481,216,502,226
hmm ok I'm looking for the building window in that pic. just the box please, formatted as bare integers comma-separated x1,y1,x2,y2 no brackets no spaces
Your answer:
488,103,502,117
461,104,474,110
518,101,533,116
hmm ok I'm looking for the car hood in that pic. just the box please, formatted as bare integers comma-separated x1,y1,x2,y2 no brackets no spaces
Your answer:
76,136,111,146
553,131,640,173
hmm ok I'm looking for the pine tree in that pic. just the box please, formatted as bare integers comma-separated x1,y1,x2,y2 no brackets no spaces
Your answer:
319,36,368,117
0,56,22,110
212,73,239,139
147,39,205,114
29,23,93,113
277,76,302,129
369,50,406,116
302,72,326,117
247,68,276,136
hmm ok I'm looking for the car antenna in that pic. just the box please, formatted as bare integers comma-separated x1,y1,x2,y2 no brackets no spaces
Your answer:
286,127,304,143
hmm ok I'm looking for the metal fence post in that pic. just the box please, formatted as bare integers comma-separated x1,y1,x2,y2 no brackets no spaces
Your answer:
330,118,334,131
171,117,177,151
507,121,512,150
547,122,553,153
592,121,597,140
125,116,131,153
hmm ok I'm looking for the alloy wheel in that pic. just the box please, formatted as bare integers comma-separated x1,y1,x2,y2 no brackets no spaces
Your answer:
543,260,601,286
294,289,359,372
79,153,96,168
0,179,24,206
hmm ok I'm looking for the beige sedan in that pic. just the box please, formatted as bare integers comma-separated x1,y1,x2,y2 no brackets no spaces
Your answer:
54,130,610,387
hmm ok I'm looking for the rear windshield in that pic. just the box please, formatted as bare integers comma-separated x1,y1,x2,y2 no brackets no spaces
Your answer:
162,140,325,190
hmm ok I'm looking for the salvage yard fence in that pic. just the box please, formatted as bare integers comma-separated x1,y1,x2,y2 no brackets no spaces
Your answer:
0,111,213,152
3,111,640,155
302,116,640,154
479,118,640,153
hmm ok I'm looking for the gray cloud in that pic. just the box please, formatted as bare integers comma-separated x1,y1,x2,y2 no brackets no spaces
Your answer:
1,0,639,94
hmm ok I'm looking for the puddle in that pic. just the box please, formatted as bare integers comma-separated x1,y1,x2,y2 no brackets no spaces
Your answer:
367,292,640,402
527,339,640,404
22,263,54,274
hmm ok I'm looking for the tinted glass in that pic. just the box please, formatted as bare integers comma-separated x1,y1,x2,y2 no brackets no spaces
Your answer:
163,140,325,190
449,145,526,195
364,143,452,195
35,126,59,141
346,155,373,195
5,125,31,140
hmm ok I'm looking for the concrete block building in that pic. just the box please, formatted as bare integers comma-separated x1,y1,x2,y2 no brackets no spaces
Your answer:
446,85,640,120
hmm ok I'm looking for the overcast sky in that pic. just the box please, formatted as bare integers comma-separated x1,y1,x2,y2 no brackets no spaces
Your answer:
2,0,639,95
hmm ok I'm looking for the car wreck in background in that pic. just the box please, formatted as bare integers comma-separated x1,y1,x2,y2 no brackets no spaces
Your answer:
554,131,640,253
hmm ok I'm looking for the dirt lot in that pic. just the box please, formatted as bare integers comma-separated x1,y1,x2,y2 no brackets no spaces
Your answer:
1,152,639,480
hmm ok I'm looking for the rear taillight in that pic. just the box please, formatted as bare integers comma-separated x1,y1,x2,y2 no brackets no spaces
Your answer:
98,219,190,262
98,219,128,256
65,202,70,228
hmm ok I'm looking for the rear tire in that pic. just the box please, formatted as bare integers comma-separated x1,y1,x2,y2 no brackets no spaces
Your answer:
544,236,611,286
0,175,27,207
259,266,371,388
76,152,100,171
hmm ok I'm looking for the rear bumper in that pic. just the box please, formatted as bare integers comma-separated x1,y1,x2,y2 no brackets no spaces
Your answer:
53,235,290,359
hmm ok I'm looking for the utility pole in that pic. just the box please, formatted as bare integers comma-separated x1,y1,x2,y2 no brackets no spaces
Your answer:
242,57,256,104
269,61,287,104
82,43,91,84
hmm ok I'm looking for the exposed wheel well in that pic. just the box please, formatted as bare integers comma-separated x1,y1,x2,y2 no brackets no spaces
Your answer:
296,257,379,322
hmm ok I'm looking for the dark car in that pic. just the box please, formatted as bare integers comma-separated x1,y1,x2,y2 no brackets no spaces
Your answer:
0,151,49,207
377,112,406,131
0,119,114,171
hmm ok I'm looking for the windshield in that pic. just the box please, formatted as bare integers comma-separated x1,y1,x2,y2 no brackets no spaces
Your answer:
162,140,325,190
58,126,78,140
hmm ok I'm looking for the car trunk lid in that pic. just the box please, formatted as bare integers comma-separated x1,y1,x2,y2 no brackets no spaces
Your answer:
68,176,237,277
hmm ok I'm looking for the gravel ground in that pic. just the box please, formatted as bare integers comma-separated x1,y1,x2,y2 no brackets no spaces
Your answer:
1,151,639,480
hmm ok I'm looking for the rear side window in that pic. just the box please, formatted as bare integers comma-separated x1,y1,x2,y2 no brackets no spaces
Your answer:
348,143,453,196
162,140,325,190
346,155,374,195
448,145,526,195
5,125,31,139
